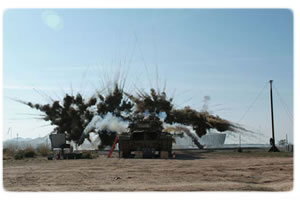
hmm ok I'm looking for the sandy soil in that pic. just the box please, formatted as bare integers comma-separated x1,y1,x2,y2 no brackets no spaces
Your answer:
3,150,293,191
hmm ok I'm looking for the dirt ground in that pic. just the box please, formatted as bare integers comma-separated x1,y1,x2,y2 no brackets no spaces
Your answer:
3,150,293,191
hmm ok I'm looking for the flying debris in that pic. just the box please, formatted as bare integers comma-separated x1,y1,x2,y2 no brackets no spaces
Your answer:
17,79,244,150
16,93,97,144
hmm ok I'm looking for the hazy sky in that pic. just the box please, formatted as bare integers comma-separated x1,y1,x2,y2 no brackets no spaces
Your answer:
3,9,293,143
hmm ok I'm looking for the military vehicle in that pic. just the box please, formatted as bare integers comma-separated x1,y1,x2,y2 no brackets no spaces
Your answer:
48,133,82,160
118,115,173,158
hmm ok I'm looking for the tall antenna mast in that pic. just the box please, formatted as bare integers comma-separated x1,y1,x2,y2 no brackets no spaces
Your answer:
269,80,280,152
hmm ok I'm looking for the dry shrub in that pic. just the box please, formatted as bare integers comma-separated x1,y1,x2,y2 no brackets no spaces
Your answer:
37,144,51,157
23,146,36,158
14,150,24,160
3,144,17,159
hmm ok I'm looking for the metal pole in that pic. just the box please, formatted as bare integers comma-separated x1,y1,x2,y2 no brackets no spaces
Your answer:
16,133,19,150
270,80,275,143
238,133,242,152
286,134,288,152
269,80,279,152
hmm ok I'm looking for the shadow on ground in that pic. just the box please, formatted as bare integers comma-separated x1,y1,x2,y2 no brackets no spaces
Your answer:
173,150,208,160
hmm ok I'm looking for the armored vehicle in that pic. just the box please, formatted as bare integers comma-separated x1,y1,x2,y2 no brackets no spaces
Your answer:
118,115,173,158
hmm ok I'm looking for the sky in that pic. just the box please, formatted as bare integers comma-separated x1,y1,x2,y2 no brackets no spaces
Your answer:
2,9,293,144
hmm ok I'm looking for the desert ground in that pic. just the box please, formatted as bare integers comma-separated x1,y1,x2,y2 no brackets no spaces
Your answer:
3,150,293,191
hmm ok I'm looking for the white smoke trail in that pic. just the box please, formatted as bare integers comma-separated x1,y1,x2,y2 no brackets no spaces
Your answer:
81,113,129,148
83,113,129,135
163,123,203,149
96,113,129,133
88,132,101,149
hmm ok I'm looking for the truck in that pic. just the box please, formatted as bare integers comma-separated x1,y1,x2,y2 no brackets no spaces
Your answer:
118,115,173,158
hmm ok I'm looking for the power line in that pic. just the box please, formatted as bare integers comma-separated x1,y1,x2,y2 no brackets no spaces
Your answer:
273,85,293,123
238,82,268,123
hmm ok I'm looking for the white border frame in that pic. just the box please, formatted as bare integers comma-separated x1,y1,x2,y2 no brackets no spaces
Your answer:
0,1,298,200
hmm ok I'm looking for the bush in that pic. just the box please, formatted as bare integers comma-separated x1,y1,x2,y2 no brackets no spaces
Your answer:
37,144,51,157
23,146,36,158
3,145,17,159
14,150,24,160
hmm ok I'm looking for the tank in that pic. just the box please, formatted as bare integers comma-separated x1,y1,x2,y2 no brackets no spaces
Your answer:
118,115,173,158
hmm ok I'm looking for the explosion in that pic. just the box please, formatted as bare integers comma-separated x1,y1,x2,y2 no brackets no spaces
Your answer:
17,80,244,150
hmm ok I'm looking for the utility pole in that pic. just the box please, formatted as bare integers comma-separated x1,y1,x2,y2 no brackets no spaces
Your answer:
269,80,280,152
238,133,242,152
16,133,19,150
286,134,288,152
